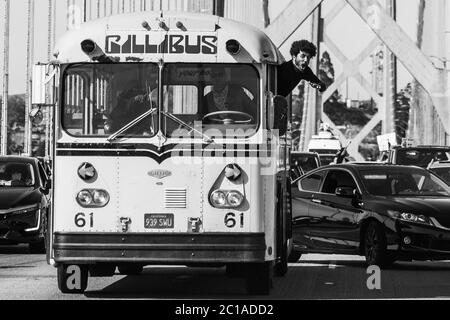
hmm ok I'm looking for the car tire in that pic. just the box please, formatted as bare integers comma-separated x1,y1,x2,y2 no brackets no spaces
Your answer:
57,265,89,294
245,262,272,295
274,240,289,277
363,222,393,268
288,251,302,263
118,264,144,276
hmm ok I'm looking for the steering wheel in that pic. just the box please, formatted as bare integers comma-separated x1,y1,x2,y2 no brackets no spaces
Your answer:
202,111,254,124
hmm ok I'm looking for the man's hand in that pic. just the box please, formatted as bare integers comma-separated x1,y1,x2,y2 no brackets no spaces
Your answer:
309,81,327,93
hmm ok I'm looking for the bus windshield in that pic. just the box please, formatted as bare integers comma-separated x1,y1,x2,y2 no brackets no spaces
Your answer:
62,63,260,139
63,63,159,137
162,64,260,138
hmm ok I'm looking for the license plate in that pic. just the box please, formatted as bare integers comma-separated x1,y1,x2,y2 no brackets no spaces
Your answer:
144,214,174,229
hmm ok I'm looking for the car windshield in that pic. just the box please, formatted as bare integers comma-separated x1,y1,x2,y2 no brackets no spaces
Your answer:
291,154,320,172
360,167,450,197
62,63,159,137
319,155,336,166
430,167,450,186
0,162,35,188
396,149,450,167
162,63,260,138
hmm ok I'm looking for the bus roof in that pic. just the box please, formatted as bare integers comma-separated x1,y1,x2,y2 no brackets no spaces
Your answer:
53,11,283,65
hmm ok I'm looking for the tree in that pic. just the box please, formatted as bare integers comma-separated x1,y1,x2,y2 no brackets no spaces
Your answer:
0,94,26,155
394,83,411,141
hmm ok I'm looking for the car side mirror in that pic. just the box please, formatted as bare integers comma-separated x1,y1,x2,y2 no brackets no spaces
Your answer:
335,187,355,198
273,95,288,136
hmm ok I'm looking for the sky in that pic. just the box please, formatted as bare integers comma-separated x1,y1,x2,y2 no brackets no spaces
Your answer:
0,0,420,96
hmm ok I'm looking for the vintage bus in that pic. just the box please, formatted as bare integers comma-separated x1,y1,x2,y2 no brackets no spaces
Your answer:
32,11,292,295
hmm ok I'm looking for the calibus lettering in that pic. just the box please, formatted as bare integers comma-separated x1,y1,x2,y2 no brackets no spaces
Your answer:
105,34,217,54
105,35,121,54
159,35,169,53
202,36,218,54
185,35,201,54
121,35,133,54
170,35,184,53
132,35,145,53
145,35,158,53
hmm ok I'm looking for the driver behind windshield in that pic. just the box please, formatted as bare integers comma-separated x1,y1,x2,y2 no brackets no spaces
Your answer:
202,67,256,123
108,73,157,135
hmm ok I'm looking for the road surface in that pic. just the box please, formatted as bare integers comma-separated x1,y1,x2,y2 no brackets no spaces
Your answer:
1,244,450,300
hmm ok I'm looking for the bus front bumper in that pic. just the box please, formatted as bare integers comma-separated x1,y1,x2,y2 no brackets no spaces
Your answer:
52,232,267,265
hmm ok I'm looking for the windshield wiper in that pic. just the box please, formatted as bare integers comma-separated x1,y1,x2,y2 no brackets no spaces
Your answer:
107,107,157,142
161,111,214,144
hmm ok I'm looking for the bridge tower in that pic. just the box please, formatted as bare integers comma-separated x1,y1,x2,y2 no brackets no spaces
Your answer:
409,0,449,146
266,0,450,159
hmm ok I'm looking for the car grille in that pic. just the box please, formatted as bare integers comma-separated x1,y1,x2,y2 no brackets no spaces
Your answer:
165,188,187,209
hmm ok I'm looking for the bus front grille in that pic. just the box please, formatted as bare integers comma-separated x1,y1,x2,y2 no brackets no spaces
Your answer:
165,188,187,209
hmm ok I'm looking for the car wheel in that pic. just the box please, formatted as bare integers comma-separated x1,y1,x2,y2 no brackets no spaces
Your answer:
118,264,144,275
30,209,48,255
57,265,89,294
288,251,302,263
245,262,272,295
274,240,289,277
364,222,393,268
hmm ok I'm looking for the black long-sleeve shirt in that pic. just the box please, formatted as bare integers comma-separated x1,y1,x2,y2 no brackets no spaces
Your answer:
277,60,326,97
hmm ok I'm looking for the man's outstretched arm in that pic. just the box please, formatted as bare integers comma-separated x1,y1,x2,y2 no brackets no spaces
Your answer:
303,67,327,93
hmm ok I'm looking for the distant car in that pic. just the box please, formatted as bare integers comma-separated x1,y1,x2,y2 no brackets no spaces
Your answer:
0,156,51,253
387,145,450,168
290,163,450,267
290,152,321,181
307,130,342,166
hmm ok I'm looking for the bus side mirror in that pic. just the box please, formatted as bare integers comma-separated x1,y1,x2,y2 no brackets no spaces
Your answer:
32,64,47,105
273,95,288,136
30,107,44,125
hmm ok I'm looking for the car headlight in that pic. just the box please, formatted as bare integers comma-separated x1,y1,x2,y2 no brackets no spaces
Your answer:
387,210,433,226
7,204,40,216
77,189,110,208
210,190,244,208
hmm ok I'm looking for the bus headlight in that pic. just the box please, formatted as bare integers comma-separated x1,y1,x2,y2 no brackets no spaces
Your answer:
92,190,110,207
210,190,227,207
210,190,244,209
77,190,93,207
227,191,244,207
77,189,110,208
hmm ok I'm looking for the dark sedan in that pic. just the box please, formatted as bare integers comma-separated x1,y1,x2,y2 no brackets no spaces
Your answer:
290,163,450,267
0,156,51,253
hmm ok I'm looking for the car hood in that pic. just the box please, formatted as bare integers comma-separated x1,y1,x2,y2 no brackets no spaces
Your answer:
0,187,42,210
370,196,450,228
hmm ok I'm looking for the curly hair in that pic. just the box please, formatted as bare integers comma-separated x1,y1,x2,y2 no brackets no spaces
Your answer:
290,40,317,58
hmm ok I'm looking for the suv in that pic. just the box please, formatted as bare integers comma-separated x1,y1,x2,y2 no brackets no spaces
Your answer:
0,156,51,253
386,145,450,168
290,152,321,181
